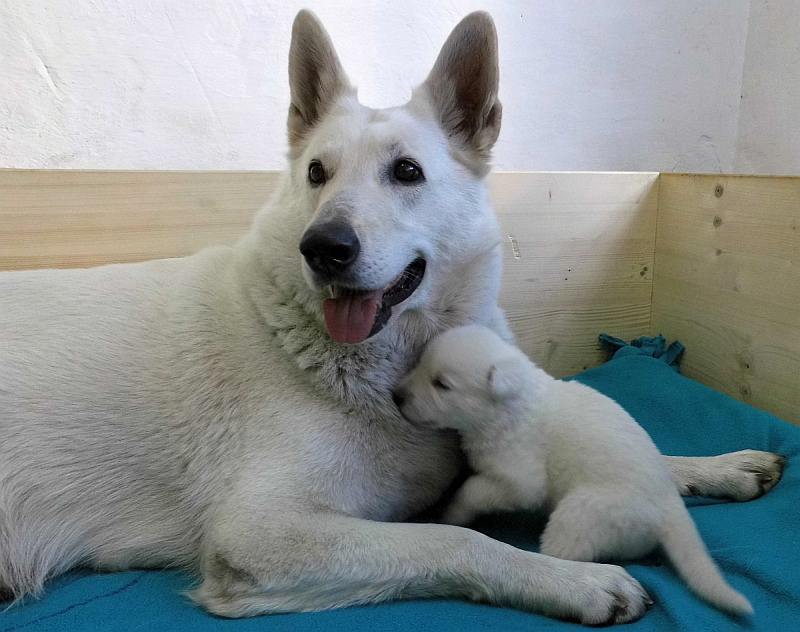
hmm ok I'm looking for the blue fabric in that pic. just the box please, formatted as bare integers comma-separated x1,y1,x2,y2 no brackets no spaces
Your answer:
3,349,798,631
598,333,685,370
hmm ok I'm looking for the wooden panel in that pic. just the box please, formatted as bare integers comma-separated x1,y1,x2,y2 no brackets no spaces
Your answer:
652,174,800,425
0,170,658,378
491,172,659,375
0,170,280,270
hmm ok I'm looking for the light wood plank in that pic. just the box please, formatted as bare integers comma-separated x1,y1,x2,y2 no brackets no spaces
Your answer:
0,170,659,379
652,174,800,425
491,172,658,375
0,170,280,270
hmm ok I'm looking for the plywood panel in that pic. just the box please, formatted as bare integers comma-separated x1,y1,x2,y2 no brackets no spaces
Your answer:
652,174,800,425
491,172,659,375
0,170,658,378
0,170,280,270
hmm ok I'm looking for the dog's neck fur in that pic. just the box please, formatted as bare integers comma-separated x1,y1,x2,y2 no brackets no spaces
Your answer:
234,183,503,418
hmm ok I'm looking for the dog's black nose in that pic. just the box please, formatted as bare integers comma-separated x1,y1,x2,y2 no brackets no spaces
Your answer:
299,221,360,277
391,389,406,408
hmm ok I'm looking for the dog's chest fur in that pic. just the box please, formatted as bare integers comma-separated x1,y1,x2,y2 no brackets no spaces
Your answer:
232,264,464,520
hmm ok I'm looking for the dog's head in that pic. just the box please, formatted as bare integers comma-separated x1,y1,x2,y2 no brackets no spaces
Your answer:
393,325,529,431
285,11,503,344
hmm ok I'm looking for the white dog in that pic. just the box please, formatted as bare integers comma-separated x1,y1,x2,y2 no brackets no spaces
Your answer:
0,10,783,626
395,325,754,615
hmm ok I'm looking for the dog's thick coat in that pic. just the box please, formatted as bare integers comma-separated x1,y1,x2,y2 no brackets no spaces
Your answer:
0,10,784,625
397,325,758,615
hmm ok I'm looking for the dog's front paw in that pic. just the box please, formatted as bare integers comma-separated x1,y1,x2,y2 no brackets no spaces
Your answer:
560,562,652,626
717,449,786,501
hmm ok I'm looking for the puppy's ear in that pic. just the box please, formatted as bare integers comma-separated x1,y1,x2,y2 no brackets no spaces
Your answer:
418,12,502,168
287,10,352,148
487,356,525,400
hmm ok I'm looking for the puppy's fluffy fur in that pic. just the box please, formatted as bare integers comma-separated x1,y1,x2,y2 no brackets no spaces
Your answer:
397,325,753,616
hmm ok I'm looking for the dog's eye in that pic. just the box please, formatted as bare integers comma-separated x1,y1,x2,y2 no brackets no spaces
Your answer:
432,377,450,391
393,159,423,184
308,160,327,186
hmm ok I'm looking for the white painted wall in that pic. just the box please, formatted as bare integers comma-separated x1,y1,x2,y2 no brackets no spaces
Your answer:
734,1,800,174
1,1,797,174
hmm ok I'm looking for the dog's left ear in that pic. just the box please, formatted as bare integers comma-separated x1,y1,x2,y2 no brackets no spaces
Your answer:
487,357,523,400
418,12,502,166
287,10,352,148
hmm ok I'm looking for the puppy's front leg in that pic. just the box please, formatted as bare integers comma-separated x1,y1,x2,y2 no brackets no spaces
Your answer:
441,474,510,526
195,506,651,625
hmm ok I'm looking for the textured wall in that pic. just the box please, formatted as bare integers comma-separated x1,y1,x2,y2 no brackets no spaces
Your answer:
0,1,796,174
733,1,800,174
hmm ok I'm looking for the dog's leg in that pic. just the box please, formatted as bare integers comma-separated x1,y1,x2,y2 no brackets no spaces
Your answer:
540,491,657,564
440,475,514,526
194,509,650,625
664,450,786,501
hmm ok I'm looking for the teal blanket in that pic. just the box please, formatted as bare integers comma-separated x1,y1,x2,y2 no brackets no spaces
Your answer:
3,339,798,631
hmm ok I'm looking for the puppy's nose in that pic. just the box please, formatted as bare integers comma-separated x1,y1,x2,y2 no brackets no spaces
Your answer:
391,389,406,408
299,221,360,277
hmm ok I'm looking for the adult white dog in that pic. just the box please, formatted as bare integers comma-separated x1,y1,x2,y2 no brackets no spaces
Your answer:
0,10,784,626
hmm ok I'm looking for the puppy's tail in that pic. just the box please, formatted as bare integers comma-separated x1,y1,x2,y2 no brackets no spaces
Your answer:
658,499,753,616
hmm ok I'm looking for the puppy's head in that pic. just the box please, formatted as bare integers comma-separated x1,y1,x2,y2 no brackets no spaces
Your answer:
281,11,503,345
393,325,529,431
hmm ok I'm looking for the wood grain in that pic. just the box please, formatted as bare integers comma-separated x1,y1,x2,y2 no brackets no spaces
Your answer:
0,170,279,270
491,172,658,375
651,174,800,424
0,170,659,379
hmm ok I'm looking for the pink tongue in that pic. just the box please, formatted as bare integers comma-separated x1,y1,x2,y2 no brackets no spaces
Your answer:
323,291,382,344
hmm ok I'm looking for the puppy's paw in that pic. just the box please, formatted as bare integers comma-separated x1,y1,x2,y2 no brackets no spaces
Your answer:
717,449,786,501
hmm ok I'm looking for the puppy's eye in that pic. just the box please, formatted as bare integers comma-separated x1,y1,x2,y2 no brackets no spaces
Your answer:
393,159,423,184
308,160,327,186
432,377,450,391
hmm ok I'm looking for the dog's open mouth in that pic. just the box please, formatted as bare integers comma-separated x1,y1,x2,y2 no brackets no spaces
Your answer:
322,258,426,344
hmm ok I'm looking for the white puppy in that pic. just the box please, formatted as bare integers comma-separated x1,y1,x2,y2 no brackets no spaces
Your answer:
395,325,753,616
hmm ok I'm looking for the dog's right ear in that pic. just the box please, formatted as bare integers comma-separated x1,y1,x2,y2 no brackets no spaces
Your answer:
287,10,351,148
417,12,502,170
